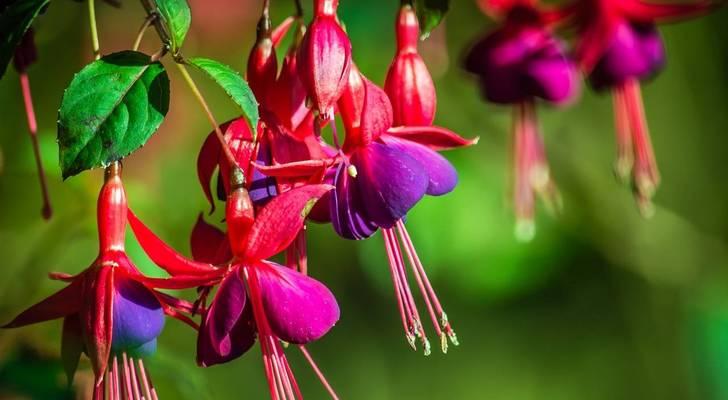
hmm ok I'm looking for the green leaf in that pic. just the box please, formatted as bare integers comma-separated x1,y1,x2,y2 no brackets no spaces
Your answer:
415,0,450,40
187,57,259,133
0,0,50,78
57,51,170,179
152,0,191,54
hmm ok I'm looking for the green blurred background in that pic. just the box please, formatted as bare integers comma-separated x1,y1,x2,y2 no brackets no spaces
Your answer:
2,1,728,399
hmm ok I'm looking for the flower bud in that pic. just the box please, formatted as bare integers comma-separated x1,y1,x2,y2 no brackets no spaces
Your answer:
297,0,352,120
247,14,278,105
384,5,436,126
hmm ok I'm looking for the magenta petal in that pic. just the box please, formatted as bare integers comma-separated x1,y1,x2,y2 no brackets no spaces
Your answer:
256,262,339,344
380,136,458,196
590,22,665,89
197,272,256,367
330,163,378,240
352,142,428,228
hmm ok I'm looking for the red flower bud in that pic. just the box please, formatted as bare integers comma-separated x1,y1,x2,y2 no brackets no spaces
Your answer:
384,5,437,126
247,15,278,105
297,0,352,120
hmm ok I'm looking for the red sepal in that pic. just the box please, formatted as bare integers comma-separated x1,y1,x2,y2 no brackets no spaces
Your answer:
244,184,333,261
81,265,114,383
127,209,216,276
385,126,479,151
61,314,83,385
2,277,84,328
191,214,232,264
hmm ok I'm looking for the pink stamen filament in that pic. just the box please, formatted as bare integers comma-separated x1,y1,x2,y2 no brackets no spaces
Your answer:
395,220,458,350
383,228,430,354
19,72,52,219
245,266,302,400
619,79,660,216
298,345,340,400
512,101,560,241
91,352,157,400
382,228,414,347
612,86,633,183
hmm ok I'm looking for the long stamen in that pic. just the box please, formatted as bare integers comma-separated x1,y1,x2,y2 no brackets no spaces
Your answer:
386,229,430,354
19,73,52,219
621,79,660,217
612,87,633,184
245,267,300,400
384,228,430,355
383,229,416,348
513,101,561,241
121,354,132,399
298,345,340,400
395,220,459,351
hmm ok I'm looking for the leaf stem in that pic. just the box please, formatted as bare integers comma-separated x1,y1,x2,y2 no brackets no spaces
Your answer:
87,0,101,60
294,0,303,16
175,62,240,171
133,14,157,51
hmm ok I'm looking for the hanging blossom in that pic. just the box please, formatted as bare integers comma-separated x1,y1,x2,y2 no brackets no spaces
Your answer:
464,0,580,241
310,63,475,354
561,0,722,216
128,169,339,400
2,163,196,400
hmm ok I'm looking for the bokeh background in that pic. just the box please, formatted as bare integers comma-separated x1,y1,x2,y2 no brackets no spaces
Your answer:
2,1,728,399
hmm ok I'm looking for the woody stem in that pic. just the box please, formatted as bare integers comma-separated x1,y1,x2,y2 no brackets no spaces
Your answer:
175,62,240,171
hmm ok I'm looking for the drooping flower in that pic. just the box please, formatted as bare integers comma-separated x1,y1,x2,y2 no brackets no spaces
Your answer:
384,4,437,126
2,163,195,399
129,174,340,400
464,0,579,240
563,0,721,215
321,67,475,353
297,0,352,120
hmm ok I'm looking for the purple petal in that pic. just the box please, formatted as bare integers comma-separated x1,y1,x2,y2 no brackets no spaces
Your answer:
525,49,579,105
330,163,378,240
249,139,278,205
197,272,256,367
111,276,164,354
380,136,458,196
590,22,665,89
256,261,339,344
464,27,578,105
352,142,429,228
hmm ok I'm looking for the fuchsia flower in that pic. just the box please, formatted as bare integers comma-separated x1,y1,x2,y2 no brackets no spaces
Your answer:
320,66,475,353
563,0,720,215
384,4,437,126
3,163,195,399
464,0,579,240
297,0,352,120
128,173,339,400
